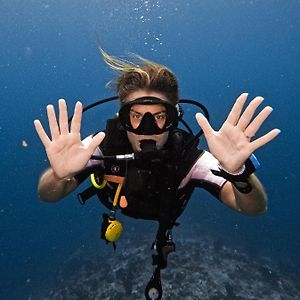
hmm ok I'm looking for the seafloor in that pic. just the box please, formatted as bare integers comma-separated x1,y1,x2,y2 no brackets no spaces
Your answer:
39,223,300,300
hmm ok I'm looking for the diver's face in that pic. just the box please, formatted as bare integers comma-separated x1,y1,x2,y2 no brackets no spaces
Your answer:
124,90,169,152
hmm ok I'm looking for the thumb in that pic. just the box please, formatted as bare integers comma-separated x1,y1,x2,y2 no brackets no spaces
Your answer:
87,132,106,154
196,113,214,137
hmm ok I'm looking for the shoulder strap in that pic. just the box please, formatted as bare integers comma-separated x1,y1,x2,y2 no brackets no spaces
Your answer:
101,118,132,155
167,128,203,186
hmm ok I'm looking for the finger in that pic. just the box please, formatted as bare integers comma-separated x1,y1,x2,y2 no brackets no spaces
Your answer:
236,96,264,130
87,132,106,155
226,93,248,125
34,119,51,147
244,106,273,138
70,101,83,134
250,129,281,151
58,99,69,134
47,104,60,140
196,113,214,137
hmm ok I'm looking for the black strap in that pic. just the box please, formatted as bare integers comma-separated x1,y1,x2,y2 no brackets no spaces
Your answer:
211,157,257,194
77,186,98,205
151,228,176,269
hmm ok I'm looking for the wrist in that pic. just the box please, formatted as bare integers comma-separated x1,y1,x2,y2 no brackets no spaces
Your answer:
211,154,261,194
218,163,246,176
52,170,73,182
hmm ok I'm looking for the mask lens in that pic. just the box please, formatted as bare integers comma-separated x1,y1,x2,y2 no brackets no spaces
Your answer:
119,97,179,135
129,105,167,130
153,111,167,129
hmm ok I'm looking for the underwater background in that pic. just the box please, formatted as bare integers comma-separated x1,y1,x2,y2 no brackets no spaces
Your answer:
1,0,299,299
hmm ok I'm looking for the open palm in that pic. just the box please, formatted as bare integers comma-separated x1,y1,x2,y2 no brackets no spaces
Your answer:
34,99,105,179
196,93,280,173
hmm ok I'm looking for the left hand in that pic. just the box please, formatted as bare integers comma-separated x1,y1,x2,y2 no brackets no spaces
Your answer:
196,93,280,173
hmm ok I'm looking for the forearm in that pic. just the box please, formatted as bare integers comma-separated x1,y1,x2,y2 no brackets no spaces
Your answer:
37,168,78,202
220,174,268,215
232,174,267,215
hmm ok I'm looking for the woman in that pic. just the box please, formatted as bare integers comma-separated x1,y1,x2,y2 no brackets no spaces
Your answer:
34,49,280,299
34,49,279,212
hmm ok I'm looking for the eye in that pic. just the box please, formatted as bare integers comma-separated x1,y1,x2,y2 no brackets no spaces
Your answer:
130,112,142,119
154,112,167,121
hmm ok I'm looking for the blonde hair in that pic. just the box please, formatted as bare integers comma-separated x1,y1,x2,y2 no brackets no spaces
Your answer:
99,47,179,105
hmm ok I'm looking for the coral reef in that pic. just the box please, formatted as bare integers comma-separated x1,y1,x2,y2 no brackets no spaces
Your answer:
40,226,300,300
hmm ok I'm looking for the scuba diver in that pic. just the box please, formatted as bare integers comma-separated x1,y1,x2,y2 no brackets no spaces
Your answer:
34,48,280,299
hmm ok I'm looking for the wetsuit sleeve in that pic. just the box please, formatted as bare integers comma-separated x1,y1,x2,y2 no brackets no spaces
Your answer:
178,150,227,199
74,135,105,184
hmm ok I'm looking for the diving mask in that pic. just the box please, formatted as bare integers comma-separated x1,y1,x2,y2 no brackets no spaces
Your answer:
118,97,180,135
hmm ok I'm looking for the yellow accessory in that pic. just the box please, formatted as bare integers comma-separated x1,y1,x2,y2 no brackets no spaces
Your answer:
90,174,107,189
91,174,125,208
105,219,123,242
112,182,123,207
92,174,126,244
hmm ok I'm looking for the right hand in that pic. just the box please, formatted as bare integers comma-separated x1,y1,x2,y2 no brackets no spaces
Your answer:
34,99,105,179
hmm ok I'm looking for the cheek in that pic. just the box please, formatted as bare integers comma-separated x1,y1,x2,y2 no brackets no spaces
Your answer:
126,132,169,151
155,132,169,149
127,132,141,151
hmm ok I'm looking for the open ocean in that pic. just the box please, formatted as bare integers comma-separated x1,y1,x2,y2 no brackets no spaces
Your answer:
0,1,299,299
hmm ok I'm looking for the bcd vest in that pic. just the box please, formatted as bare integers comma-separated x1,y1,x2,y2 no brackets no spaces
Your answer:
85,118,203,225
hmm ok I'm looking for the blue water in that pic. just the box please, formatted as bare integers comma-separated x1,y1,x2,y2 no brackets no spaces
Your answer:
0,1,299,299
